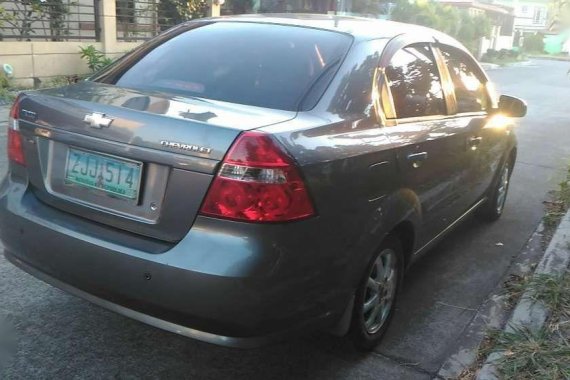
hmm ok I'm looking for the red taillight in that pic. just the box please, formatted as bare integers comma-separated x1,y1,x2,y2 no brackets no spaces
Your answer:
7,96,25,166
200,131,315,222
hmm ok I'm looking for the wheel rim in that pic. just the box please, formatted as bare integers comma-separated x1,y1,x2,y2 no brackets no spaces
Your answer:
496,165,510,215
362,248,398,334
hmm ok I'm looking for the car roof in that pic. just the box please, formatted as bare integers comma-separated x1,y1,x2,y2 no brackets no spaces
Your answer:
197,13,456,43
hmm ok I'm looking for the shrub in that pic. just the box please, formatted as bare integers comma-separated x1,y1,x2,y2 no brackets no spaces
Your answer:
523,33,545,53
79,45,113,72
481,48,524,63
0,72,8,89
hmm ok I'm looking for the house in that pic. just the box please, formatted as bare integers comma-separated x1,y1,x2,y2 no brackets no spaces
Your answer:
491,0,549,33
489,0,549,49
438,0,516,53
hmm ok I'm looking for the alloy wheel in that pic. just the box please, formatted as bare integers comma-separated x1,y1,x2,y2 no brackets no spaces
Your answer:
362,248,398,334
496,165,510,215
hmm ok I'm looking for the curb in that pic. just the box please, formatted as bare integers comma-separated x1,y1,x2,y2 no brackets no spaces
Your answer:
436,222,547,379
528,55,570,62
479,62,500,70
479,60,534,70
476,211,570,380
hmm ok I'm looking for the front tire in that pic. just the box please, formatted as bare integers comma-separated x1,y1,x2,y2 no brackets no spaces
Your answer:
349,235,403,351
479,157,513,222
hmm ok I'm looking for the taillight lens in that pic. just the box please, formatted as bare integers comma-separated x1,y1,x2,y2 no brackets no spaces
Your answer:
7,95,25,166
200,131,315,222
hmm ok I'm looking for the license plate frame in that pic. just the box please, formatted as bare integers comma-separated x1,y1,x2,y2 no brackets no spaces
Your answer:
64,147,143,202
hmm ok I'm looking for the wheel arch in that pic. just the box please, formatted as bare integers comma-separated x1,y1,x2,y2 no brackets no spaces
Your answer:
389,220,416,270
508,146,517,172
329,217,417,337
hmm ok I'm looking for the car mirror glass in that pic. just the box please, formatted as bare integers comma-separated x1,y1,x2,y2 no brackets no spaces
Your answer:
498,95,527,118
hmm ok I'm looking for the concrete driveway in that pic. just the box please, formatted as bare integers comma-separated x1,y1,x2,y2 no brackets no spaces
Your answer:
1,59,569,379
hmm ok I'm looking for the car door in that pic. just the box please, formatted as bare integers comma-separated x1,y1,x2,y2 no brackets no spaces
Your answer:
435,44,507,208
379,42,475,246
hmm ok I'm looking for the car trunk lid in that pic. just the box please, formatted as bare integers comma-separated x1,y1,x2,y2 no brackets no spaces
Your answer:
16,81,296,243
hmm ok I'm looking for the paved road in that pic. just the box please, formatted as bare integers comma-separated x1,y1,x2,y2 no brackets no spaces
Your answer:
1,59,569,379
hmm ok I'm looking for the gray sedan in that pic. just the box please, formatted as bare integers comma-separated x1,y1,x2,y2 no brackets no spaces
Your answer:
0,14,526,350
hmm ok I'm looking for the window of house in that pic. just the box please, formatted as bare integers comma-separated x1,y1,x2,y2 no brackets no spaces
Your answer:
385,44,446,119
440,46,489,113
533,7,545,24
116,0,135,24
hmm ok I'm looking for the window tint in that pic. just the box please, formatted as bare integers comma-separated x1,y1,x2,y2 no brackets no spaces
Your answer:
385,44,446,119
440,47,489,113
112,22,352,111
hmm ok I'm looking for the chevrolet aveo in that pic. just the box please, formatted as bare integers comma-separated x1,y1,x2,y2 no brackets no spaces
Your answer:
0,14,526,350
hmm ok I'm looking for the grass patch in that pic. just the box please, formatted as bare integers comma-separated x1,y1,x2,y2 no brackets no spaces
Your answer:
485,326,570,380
465,168,570,379
543,168,570,232
526,273,570,322
503,273,531,309
481,272,570,379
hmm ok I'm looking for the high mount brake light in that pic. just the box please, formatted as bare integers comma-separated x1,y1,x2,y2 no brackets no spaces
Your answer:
200,131,315,222
7,95,25,166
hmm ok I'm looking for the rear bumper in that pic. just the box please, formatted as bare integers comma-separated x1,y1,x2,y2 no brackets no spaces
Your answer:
5,252,293,348
0,175,349,347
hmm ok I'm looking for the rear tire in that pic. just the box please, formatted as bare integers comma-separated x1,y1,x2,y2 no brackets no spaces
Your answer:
349,235,403,351
479,157,513,222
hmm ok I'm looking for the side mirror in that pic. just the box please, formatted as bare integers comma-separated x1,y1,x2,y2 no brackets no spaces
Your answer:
498,95,527,118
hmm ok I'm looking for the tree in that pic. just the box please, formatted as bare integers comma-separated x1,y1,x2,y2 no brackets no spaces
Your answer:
158,0,208,30
391,0,491,54
456,12,491,53
549,0,570,30
391,0,460,34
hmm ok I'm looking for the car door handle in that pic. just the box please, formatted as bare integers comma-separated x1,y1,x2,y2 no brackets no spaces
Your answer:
468,136,483,149
407,152,428,168
407,152,428,161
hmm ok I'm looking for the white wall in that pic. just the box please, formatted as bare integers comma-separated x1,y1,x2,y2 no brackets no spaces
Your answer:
0,41,141,87
0,0,145,87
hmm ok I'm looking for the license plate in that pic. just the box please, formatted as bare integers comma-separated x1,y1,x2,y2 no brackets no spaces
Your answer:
65,148,142,200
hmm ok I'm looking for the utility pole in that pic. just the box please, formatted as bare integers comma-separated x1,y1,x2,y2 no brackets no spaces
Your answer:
209,0,224,17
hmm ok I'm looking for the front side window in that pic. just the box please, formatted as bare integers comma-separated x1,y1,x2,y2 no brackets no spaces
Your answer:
108,22,352,111
385,44,446,119
440,47,489,113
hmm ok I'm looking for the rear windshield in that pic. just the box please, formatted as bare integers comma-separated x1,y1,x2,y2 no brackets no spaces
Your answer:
109,22,352,111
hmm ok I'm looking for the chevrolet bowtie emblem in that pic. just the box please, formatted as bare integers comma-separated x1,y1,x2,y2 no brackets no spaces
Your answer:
84,112,113,129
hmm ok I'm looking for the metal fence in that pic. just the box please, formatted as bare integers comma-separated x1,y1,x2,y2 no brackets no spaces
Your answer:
0,0,390,43
0,0,360,43
116,0,161,42
0,0,100,41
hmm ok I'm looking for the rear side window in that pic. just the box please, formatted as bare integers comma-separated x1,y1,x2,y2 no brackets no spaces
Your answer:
385,44,446,119
111,22,352,111
440,46,489,113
